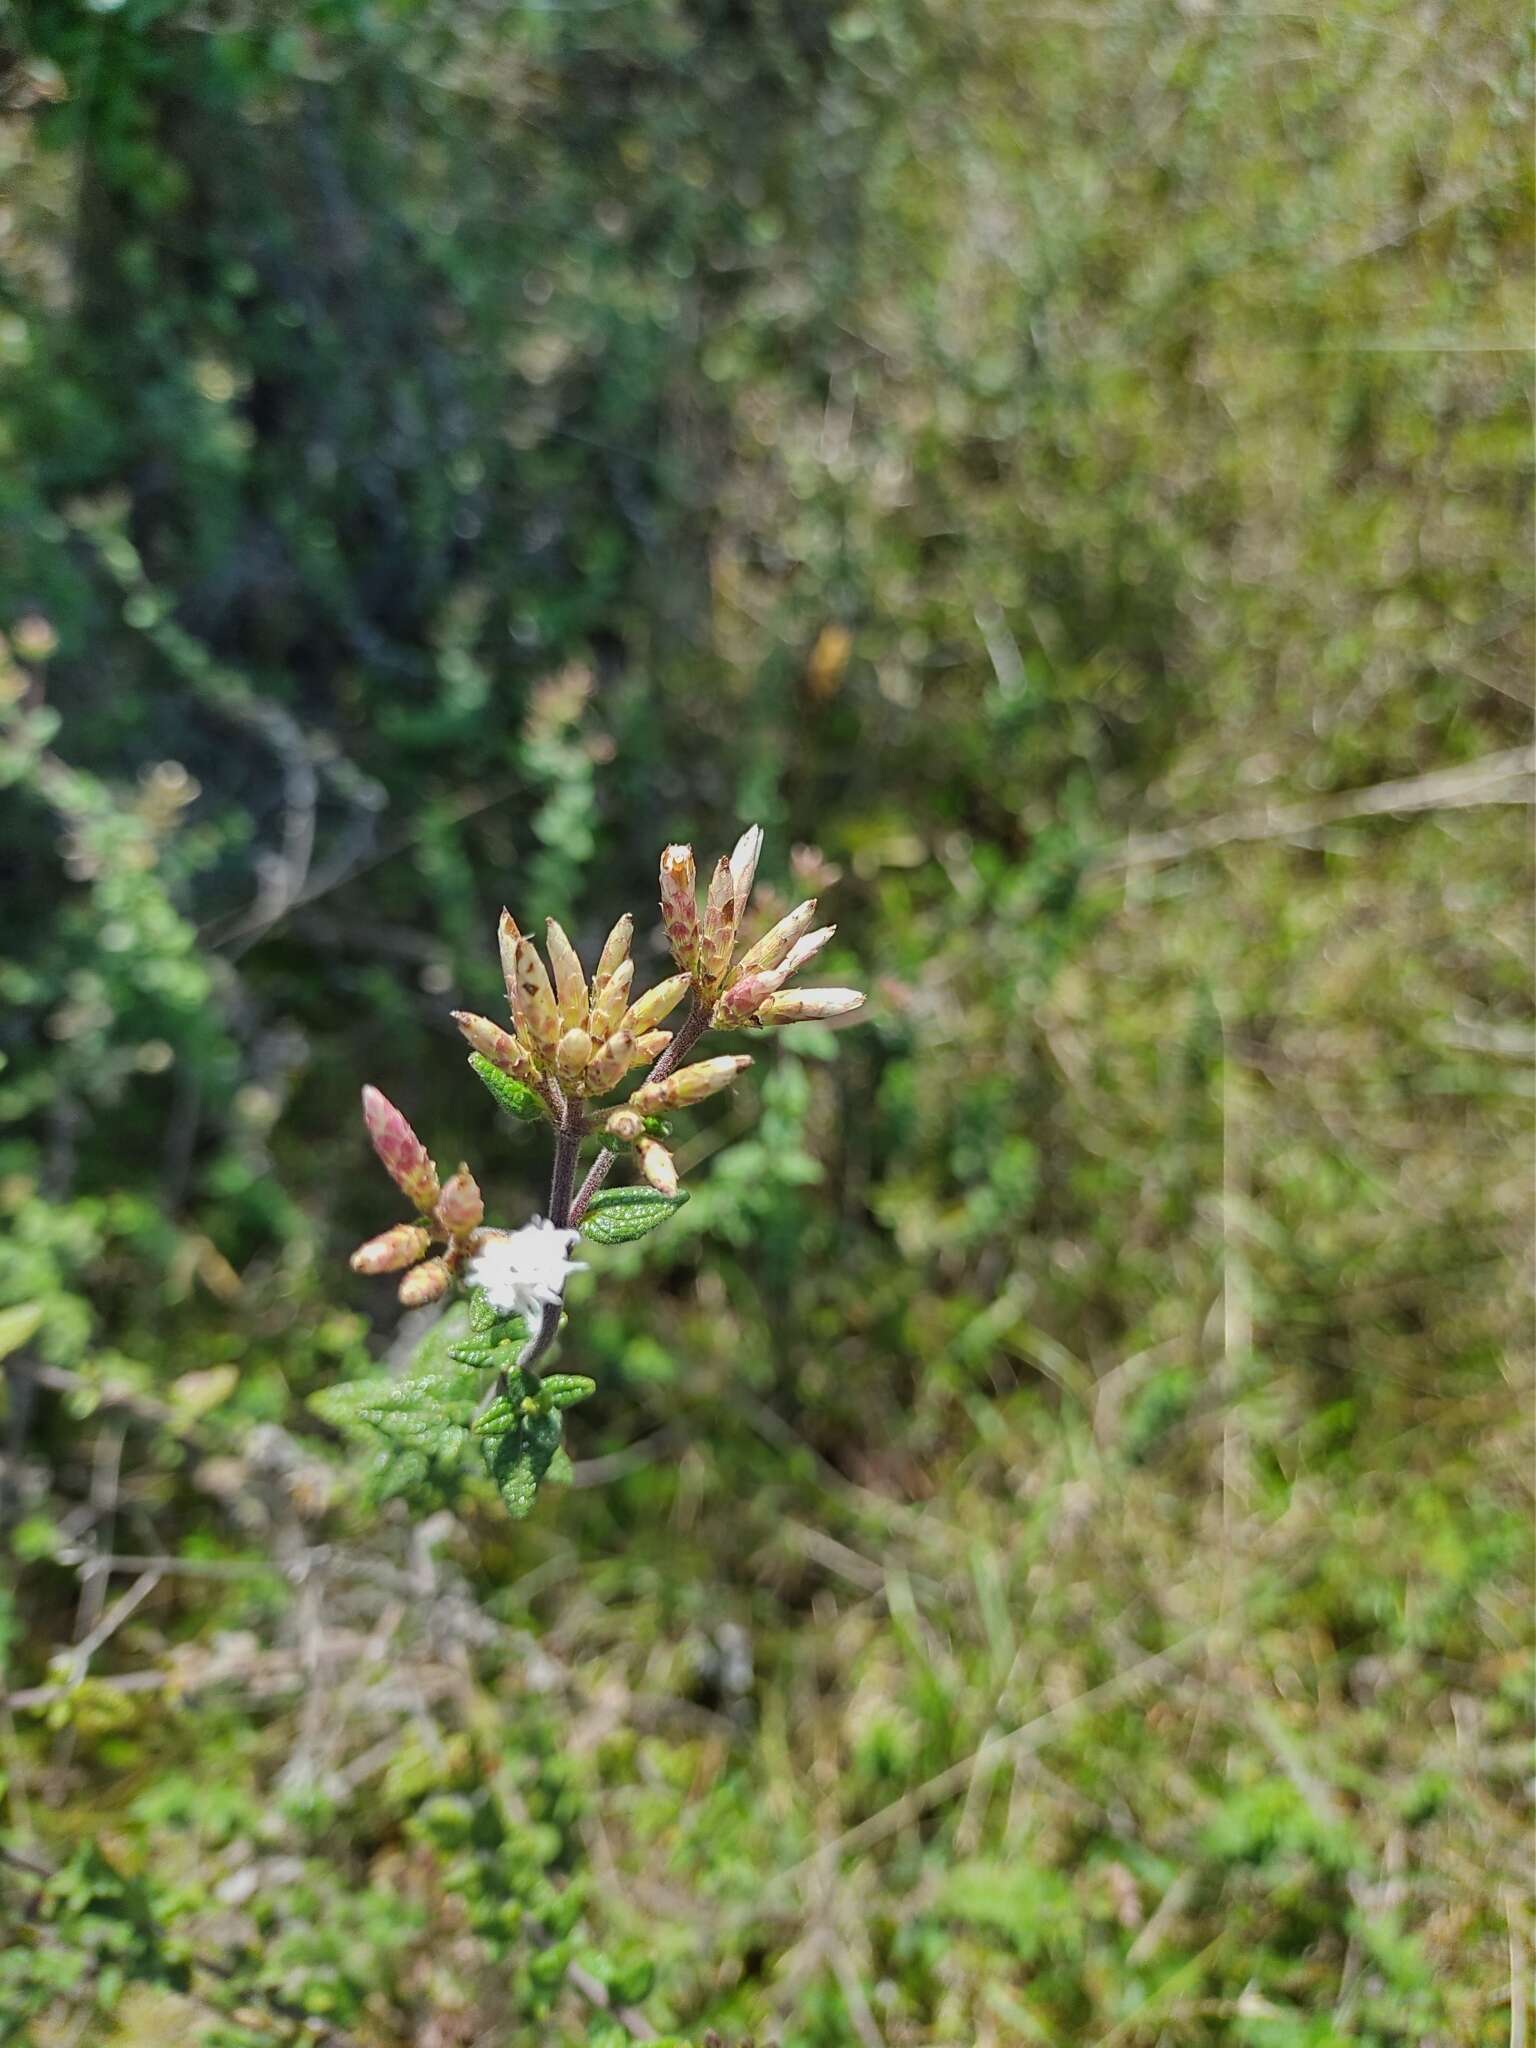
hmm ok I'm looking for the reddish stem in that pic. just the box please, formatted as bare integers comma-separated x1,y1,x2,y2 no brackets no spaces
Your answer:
568,997,709,1225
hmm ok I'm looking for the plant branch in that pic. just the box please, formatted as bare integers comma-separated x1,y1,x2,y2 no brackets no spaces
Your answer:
569,995,711,1225
519,1098,585,1375
548,1100,583,1229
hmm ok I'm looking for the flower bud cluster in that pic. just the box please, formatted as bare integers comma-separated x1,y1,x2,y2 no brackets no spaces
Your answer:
659,825,865,1030
452,909,691,1113
351,825,867,1315
351,1086,488,1304
599,1055,755,1195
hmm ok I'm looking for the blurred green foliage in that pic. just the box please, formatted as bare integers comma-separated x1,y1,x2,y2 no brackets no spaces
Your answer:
0,0,1531,2040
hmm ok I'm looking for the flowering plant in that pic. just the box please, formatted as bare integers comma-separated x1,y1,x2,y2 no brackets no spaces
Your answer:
316,828,863,1518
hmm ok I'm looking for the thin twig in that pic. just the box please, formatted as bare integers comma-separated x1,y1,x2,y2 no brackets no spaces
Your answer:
569,997,710,1225
1096,745,1535,874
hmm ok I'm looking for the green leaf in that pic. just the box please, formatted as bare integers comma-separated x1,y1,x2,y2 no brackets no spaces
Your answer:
545,1445,574,1486
469,1053,546,1124
485,1444,538,1518
472,1394,521,1439
468,1288,529,1342
540,1373,596,1410
0,1301,44,1363
448,1335,524,1370
311,1369,486,1505
406,1301,475,1372
314,1372,477,1447
577,1186,689,1246
367,1443,432,1503
482,1409,564,1520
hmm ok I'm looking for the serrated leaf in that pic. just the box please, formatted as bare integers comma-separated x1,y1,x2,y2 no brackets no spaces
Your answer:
472,1394,520,1439
311,1371,478,1464
468,1288,529,1341
469,1053,546,1124
405,1301,475,1373
540,1373,596,1411
447,1340,501,1369
545,1445,574,1486
577,1186,690,1246
367,1442,431,1502
485,1442,539,1518
482,1409,564,1520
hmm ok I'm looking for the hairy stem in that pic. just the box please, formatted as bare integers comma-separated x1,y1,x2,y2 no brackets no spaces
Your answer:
548,1100,583,1229
568,995,710,1224
520,1099,585,1375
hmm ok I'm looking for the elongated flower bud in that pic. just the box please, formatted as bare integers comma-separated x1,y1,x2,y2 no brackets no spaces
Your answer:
350,1222,431,1275
755,988,865,1025
452,1010,536,1084
582,1028,635,1096
622,972,690,1038
435,1166,484,1238
636,1137,678,1197
698,856,738,986
778,924,836,980
659,844,699,972
362,1085,440,1211
592,913,633,997
498,910,529,1036
513,937,562,1064
711,935,841,1031
605,1107,645,1143
631,1054,752,1113
628,1030,673,1068
734,898,818,978
398,1256,452,1307
728,823,763,925
589,958,634,1043
715,969,781,1025
556,1026,593,1081
545,918,588,1033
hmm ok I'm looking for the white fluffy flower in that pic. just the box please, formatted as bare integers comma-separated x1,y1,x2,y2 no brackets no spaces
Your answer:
468,1217,585,1321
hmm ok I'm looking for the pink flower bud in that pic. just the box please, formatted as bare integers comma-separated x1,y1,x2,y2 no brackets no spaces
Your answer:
499,909,541,1056
582,1028,635,1096
592,913,633,996
497,907,522,1001
452,1010,535,1083
361,1085,440,1212
544,918,588,1033
631,1054,752,1113
589,958,634,1043
698,855,739,986
349,1223,432,1275
627,1030,673,1069
715,969,779,1025
734,898,818,977
659,843,699,972
728,823,764,926
636,1137,678,1197
777,924,836,980
435,1166,484,1238
715,935,834,1024
513,937,562,1064
556,1026,593,1081
605,1107,645,1143
622,972,691,1038
755,988,865,1025
398,1257,452,1307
